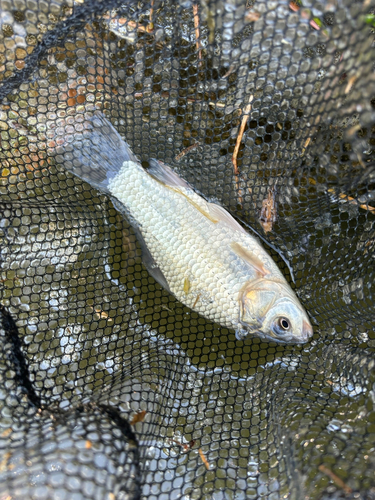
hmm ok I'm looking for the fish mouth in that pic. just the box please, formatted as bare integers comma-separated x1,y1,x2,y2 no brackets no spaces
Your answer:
242,327,312,345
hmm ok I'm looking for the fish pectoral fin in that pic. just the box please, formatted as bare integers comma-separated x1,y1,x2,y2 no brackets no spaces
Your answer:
230,242,269,277
133,227,171,293
208,203,247,234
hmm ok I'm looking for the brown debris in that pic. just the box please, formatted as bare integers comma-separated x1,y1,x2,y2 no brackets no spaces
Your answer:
103,14,154,35
198,448,210,470
148,0,155,31
130,410,147,425
175,142,201,162
300,137,311,156
318,465,353,495
245,11,261,22
0,451,11,473
232,94,254,204
310,19,320,30
345,74,357,94
289,2,300,12
327,188,375,213
193,4,202,64
172,439,195,452
259,185,277,233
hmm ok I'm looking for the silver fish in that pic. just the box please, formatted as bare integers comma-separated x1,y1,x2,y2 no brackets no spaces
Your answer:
55,114,313,344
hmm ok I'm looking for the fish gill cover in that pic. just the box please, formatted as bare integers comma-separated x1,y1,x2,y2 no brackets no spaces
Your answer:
0,0,374,499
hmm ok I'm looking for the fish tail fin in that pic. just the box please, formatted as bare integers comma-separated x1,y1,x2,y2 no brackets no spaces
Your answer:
52,113,139,193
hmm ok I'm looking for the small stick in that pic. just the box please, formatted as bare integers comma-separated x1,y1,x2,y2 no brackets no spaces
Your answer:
192,294,201,308
232,94,254,204
318,465,352,495
222,65,235,78
199,448,210,470
193,4,202,64
175,142,201,162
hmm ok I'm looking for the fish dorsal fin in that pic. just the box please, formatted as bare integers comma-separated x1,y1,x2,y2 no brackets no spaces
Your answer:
230,242,269,277
148,159,221,223
148,158,192,189
148,159,248,232
208,203,247,234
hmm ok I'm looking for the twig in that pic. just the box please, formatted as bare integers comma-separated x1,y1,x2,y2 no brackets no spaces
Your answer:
193,4,202,64
232,94,254,205
175,142,201,162
318,465,353,495
199,448,210,470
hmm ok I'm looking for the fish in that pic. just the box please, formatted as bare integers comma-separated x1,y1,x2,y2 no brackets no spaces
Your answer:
54,113,313,344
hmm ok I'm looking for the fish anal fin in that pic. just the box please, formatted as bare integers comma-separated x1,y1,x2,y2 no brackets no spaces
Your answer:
230,242,269,278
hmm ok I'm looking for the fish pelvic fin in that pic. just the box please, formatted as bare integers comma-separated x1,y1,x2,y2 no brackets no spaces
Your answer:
53,113,140,193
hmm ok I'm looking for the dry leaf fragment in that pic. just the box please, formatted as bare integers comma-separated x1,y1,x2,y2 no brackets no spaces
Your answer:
259,185,277,233
130,410,147,425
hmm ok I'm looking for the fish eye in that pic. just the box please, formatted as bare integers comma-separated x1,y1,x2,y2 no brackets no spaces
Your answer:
277,317,290,332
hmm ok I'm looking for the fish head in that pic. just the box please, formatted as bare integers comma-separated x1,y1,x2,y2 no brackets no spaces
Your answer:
239,280,313,344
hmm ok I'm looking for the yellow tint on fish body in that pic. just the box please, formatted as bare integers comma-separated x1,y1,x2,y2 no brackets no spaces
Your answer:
184,277,191,294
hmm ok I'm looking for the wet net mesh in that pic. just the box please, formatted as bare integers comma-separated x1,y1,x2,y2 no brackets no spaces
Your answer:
0,0,375,498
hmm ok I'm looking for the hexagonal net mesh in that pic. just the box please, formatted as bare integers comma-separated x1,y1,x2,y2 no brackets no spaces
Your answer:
0,0,375,498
